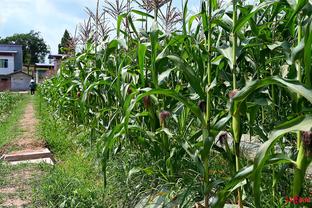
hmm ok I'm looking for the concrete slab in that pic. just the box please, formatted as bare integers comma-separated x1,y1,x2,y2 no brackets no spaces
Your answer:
9,157,54,165
1,148,52,162
0,148,55,165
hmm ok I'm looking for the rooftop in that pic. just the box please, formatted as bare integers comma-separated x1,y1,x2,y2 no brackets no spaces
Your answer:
48,54,65,59
0,50,18,54
0,44,23,47
35,63,54,67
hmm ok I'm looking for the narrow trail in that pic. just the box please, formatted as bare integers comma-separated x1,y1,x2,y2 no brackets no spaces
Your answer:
0,97,47,208
1,99,45,155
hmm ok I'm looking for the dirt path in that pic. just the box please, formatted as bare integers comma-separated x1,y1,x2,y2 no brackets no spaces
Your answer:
0,98,47,208
1,100,45,155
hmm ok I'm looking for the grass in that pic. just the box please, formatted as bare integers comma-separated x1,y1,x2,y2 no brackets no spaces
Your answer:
0,94,51,208
0,94,29,149
0,161,50,208
33,95,105,207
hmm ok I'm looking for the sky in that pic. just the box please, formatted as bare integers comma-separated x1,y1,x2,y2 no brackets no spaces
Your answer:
0,0,249,63
0,0,203,60
0,0,97,58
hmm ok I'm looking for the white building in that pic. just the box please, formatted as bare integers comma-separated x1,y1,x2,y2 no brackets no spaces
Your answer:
0,44,32,91
0,51,16,75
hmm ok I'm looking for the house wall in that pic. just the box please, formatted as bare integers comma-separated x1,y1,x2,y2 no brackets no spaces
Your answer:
0,44,23,71
11,73,31,91
0,78,11,91
54,59,61,71
35,70,48,83
0,55,14,75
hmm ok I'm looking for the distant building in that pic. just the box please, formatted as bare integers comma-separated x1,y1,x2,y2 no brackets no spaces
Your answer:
48,54,64,72
10,71,33,91
33,53,66,83
0,44,23,74
34,63,54,83
0,44,32,91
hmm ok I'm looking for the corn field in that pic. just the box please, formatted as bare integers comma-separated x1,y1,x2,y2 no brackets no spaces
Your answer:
40,0,312,207
0,92,22,121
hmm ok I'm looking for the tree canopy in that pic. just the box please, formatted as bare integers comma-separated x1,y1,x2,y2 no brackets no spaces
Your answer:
58,29,75,54
0,30,49,65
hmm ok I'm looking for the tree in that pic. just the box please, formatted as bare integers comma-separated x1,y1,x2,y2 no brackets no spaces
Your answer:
58,30,75,54
0,30,49,65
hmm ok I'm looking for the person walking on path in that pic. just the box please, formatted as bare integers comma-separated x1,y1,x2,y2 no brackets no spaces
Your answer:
29,78,36,95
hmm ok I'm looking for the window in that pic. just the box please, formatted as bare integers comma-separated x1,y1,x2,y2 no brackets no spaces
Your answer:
0,59,8,68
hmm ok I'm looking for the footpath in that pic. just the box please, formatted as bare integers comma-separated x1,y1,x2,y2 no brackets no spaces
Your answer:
0,98,53,207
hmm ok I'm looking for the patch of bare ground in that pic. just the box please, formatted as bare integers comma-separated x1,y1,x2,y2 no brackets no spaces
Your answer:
2,198,30,208
0,165,44,207
0,187,16,194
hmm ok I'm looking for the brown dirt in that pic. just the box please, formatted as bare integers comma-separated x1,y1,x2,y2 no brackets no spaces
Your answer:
11,169,34,181
0,167,42,208
2,198,30,207
0,187,16,194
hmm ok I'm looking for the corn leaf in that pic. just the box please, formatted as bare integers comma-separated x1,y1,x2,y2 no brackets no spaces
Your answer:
253,115,312,207
231,76,312,114
166,55,205,99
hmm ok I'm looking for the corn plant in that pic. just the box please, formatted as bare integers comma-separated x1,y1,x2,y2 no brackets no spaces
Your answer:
39,0,312,207
0,92,23,121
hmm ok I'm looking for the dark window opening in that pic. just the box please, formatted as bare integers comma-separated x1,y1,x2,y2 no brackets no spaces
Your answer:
0,59,8,68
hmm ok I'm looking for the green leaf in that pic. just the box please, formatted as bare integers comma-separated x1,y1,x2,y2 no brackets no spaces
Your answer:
234,1,277,33
182,0,188,35
286,0,296,8
289,39,304,64
188,13,200,33
287,0,308,25
267,41,290,51
82,80,109,102
104,39,127,61
117,13,127,38
304,19,312,88
123,89,205,132
217,45,235,70
128,14,139,39
253,115,312,207
212,151,299,207
131,9,154,19
211,0,218,10
213,114,231,130
138,43,147,86
231,76,312,114
211,165,254,207
150,29,159,88
201,1,208,35
166,55,205,98
267,153,296,166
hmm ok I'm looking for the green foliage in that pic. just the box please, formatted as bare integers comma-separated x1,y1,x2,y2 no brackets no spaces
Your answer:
38,0,312,207
0,92,23,118
58,29,75,55
35,96,104,207
0,93,27,148
37,156,104,208
0,30,49,64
